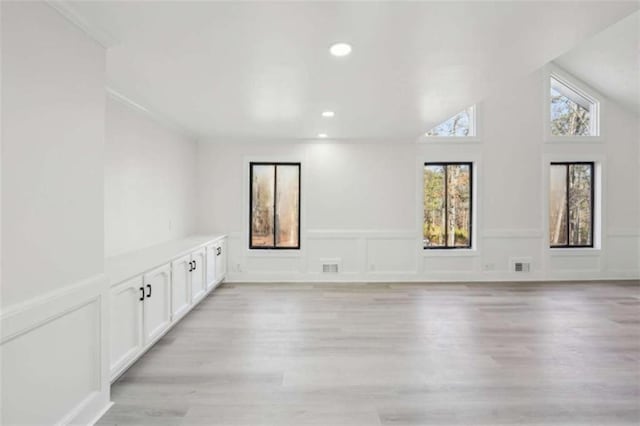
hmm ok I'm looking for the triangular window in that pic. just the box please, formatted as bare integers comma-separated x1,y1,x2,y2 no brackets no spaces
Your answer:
550,76,598,136
426,106,475,137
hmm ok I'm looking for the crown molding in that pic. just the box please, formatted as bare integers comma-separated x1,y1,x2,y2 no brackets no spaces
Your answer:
46,0,118,48
106,87,199,140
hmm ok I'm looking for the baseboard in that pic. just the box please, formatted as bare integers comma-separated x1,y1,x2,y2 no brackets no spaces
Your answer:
57,391,111,426
225,270,639,283
87,401,114,426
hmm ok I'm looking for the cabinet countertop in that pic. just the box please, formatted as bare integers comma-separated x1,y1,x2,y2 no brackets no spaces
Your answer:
105,234,226,286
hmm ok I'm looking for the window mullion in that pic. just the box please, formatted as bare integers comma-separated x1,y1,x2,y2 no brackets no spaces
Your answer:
444,165,448,248
566,164,570,247
273,165,278,248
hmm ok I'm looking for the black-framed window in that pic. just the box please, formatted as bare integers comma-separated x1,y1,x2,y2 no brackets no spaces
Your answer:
423,162,472,249
549,162,594,248
250,162,300,249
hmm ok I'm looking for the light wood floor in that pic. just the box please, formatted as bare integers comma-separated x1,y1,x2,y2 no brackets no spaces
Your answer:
98,281,640,425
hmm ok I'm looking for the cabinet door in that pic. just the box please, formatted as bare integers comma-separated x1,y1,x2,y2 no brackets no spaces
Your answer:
205,244,217,290
191,248,206,302
110,276,144,379
215,239,227,282
143,264,171,345
171,254,192,320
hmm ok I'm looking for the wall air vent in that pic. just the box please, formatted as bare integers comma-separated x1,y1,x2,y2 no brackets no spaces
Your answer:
510,257,532,273
322,264,339,273
320,258,341,273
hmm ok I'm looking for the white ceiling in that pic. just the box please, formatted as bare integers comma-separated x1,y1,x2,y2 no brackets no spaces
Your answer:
555,11,640,116
66,1,639,141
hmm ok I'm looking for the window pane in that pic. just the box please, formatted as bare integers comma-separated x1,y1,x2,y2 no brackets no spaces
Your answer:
424,165,446,247
446,164,471,247
568,164,592,246
550,78,592,136
426,107,472,137
549,165,568,246
251,165,275,247
275,165,300,248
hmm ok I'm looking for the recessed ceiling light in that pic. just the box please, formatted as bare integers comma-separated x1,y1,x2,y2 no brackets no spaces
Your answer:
329,43,352,57
322,111,335,118
317,133,328,138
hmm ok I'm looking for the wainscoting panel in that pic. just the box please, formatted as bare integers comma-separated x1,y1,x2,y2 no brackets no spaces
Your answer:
423,255,476,272
367,238,416,273
606,230,640,277
1,274,111,425
307,237,361,273
549,254,602,272
224,228,639,282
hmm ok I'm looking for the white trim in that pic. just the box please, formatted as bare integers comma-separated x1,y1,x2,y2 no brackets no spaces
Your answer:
106,87,198,140
421,249,478,258
0,274,106,343
544,63,604,143
548,248,602,257
243,155,306,258
86,401,114,426
416,153,483,255
46,1,118,48
419,104,481,143
0,274,111,426
541,153,607,278
225,272,638,283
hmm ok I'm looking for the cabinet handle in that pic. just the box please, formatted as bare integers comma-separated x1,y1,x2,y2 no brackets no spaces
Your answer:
139,287,145,301
193,260,196,270
216,247,221,256
188,261,193,272
146,284,152,298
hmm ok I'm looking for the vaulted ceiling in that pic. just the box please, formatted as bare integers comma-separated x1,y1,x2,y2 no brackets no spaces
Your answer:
555,11,640,116
65,1,639,140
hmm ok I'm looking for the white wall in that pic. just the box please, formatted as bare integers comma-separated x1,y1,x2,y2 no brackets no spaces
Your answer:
1,2,110,424
198,68,640,282
105,96,198,257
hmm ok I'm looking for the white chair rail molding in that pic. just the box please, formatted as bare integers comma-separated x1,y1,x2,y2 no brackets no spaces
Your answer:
1,1,638,425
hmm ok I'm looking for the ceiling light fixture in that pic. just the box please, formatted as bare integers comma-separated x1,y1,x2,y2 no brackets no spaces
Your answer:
317,133,328,138
329,43,352,57
322,111,335,118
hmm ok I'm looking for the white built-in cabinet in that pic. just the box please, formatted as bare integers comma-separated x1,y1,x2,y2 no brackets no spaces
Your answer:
216,239,227,282
143,265,171,344
190,248,206,302
107,235,227,381
206,239,227,290
171,254,192,320
109,276,144,376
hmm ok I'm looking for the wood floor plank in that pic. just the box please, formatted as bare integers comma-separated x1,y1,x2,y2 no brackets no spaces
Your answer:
97,281,640,426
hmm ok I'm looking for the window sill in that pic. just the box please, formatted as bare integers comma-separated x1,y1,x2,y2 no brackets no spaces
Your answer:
544,136,603,144
422,249,478,257
548,248,601,257
246,249,302,258
418,136,481,144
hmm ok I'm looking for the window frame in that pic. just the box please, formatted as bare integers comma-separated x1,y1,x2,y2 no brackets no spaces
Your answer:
420,105,480,143
543,65,602,143
549,161,595,249
423,161,474,250
249,161,301,250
